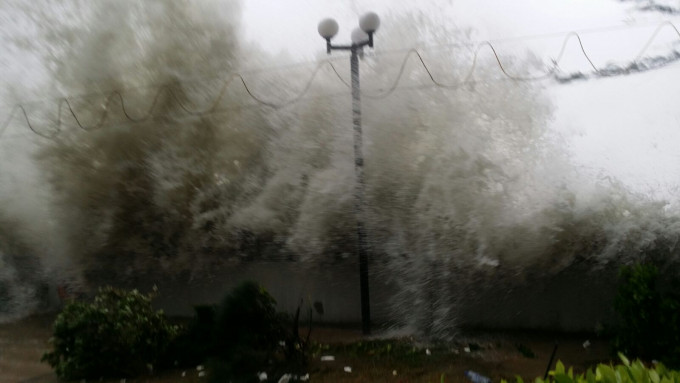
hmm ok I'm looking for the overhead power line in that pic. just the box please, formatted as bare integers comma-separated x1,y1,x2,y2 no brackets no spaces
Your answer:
331,21,680,99
0,59,349,139
1,21,680,140
0,79,541,142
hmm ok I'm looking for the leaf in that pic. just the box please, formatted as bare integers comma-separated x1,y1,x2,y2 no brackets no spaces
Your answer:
555,373,573,383
585,369,596,383
650,370,660,383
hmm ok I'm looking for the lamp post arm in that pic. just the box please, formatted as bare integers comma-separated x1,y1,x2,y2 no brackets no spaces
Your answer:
326,32,374,54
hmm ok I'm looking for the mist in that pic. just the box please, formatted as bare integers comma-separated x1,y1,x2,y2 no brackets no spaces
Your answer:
1,0,679,338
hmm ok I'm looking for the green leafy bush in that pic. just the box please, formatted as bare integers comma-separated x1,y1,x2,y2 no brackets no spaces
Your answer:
612,263,680,367
163,304,218,368
208,281,309,383
502,354,680,383
515,343,536,358
41,287,178,380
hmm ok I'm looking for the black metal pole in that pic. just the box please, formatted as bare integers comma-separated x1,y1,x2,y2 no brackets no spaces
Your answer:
350,47,371,335
544,343,559,379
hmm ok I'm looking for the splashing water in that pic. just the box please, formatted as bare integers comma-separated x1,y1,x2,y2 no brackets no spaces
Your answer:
1,1,679,337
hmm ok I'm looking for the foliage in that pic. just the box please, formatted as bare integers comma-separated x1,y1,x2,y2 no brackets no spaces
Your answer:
163,304,218,368
502,354,680,383
612,263,680,367
207,281,309,383
41,287,178,380
515,343,536,358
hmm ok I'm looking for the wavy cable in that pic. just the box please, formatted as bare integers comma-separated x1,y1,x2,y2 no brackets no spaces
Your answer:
0,59,352,138
0,105,59,139
333,22,679,96
2,19,661,111
568,32,600,72
3,21,680,139
327,30,605,99
634,20,680,62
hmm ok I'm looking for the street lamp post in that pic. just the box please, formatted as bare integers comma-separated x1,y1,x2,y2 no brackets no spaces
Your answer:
318,12,380,335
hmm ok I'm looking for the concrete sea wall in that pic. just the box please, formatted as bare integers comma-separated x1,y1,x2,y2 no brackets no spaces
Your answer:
150,261,619,333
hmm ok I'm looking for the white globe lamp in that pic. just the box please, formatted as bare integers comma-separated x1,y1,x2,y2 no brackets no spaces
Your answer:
351,28,369,44
318,18,339,40
359,12,380,34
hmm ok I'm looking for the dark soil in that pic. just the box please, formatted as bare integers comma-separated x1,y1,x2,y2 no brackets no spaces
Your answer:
1,316,612,383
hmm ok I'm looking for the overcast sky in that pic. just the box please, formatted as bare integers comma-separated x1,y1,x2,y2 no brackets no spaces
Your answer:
242,0,655,59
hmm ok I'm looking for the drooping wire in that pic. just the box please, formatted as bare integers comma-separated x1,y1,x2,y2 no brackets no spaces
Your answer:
371,20,668,56
0,59,353,139
2,21,680,140
634,20,680,62
0,105,58,139
329,37,567,99
333,21,680,98
231,59,342,109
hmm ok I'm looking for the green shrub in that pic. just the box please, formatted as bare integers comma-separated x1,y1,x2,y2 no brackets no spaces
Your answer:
502,354,680,383
163,304,218,368
208,281,309,383
612,263,680,367
41,286,178,380
515,343,535,358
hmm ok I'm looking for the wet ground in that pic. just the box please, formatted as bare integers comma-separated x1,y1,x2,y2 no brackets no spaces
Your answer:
1,315,613,383
307,327,612,383
0,315,54,383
